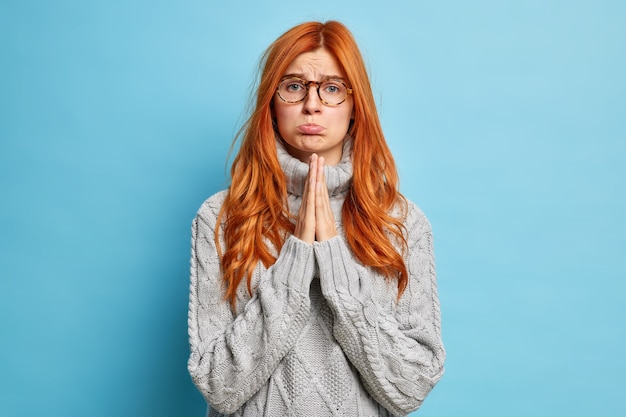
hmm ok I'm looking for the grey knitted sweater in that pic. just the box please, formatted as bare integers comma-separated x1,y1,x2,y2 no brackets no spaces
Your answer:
188,141,444,417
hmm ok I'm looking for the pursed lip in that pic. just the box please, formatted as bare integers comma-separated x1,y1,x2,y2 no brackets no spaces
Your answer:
297,123,324,135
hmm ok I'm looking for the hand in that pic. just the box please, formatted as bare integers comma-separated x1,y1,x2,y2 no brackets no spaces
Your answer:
294,154,317,244
313,155,338,241
293,154,338,244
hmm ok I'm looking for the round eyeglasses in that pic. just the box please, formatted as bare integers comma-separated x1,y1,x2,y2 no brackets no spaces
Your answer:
276,77,353,106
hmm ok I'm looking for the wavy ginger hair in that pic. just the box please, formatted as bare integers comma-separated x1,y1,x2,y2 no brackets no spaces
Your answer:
217,21,408,308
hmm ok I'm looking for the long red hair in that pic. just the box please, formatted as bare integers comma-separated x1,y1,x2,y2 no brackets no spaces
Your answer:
217,21,408,308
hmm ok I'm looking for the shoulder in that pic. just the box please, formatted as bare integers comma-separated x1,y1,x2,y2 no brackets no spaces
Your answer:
194,190,228,227
395,196,433,242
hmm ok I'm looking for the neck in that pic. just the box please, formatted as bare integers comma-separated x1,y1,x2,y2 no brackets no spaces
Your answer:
280,141,344,166
276,137,353,197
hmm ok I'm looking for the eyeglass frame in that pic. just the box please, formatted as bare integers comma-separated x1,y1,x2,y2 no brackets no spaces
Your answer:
275,76,353,106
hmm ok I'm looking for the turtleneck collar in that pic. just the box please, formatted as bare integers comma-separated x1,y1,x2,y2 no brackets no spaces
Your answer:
276,137,353,197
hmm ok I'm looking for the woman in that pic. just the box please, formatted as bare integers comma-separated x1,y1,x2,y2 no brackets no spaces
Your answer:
188,21,444,417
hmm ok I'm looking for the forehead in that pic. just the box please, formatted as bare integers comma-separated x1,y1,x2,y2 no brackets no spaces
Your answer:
283,48,345,79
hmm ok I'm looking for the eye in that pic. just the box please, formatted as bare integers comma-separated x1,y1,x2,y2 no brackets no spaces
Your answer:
285,80,305,92
322,82,343,95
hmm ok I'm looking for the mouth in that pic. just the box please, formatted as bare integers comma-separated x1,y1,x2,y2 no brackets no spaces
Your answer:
297,123,324,135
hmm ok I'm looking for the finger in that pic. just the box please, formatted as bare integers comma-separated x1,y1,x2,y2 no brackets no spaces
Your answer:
316,156,324,193
316,156,329,204
309,153,318,188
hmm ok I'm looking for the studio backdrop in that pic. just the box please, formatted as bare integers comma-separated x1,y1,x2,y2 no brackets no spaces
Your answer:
1,1,624,416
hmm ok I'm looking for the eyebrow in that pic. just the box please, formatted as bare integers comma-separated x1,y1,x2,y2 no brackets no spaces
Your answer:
281,73,347,82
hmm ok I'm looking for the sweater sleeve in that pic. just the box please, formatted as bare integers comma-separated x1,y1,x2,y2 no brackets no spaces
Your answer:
187,195,315,414
313,203,445,416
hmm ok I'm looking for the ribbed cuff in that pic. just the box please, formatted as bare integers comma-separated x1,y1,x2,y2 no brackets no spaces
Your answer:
270,235,316,293
313,236,365,300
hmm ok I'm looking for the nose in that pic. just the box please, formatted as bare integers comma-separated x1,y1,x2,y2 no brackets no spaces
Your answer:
302,84,322,114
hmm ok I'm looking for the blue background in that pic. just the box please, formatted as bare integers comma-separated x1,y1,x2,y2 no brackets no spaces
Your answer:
1,1,624,416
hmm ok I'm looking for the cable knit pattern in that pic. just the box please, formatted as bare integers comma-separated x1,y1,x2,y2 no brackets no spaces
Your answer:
188,139,444,417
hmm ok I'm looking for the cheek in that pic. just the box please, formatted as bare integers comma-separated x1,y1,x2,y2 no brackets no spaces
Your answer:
273,104,294,128
273,106,297,140
335,107,353,129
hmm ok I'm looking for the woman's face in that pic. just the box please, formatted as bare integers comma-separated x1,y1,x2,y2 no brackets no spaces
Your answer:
273,48,353,166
